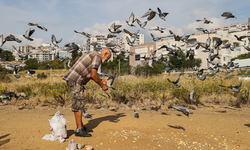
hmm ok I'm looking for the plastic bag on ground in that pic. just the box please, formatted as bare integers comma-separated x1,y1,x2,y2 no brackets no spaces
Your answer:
66,139,77,150
42,111,68,143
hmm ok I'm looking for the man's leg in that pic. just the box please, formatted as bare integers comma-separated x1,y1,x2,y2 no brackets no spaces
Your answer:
74,111,83,129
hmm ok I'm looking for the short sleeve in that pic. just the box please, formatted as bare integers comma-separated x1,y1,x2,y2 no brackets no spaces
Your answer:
91,55,102,69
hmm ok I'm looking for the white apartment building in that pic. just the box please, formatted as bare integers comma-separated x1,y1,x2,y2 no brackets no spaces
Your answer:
120,33,144,52
28,51,55,62
86,35,114,51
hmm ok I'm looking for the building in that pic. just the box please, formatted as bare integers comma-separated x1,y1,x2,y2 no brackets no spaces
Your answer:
120,33,144,52
129,23,250,69
28,51,55,62
86,35,114,51
19,45,35,53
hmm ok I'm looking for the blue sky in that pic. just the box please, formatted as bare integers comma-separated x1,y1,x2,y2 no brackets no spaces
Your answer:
0,0,249,49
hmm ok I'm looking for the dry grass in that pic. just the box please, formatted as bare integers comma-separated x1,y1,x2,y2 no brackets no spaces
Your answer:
1,68,250,109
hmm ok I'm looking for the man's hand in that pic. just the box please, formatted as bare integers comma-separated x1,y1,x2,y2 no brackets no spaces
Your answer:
102,79,108,85
101,84,108,91
91,68,109,91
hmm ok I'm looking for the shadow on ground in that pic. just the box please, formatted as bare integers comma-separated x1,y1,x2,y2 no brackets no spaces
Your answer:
244,124,250,127
168,125,185,131
85,113,126,130
0,134,10,146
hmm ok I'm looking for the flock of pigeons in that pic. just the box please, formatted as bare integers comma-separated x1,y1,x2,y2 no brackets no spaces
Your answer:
0,8,249,117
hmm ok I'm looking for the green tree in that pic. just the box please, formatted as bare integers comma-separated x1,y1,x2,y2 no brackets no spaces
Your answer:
24,55,28,60
24,58,39,69
0,51,13,61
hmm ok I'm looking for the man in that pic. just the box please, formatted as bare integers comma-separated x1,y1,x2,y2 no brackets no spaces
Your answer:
63,48,111,137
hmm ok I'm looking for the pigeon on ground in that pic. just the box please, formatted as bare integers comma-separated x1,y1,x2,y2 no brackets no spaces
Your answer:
13,66,21,78
157,7,169,21
106,73,116,90
26,69,35,77
74,30,91,38
221,12,237,19
23,28,35,41
83,110,92,118
136,19,147,29
51,34,62,47
196,69,206,81
219,82,242,93
28,22,48,31
64,42,79,53
171,105,190,117
126,12,137,27
167,77,181,88
134,109,139,118
189,90,197,103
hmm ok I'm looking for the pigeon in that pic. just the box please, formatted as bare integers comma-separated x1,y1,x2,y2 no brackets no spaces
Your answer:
107,33,117,38
126,36,134,46
23,28,35,41
97,64,109,77
167,76,181,88
196,28,210,34
13,66,21,78
196,69,206,81
126,12,137,27
206,54,215,65
242,45,250,51
222,64,231,73
157,7,169,21
134,109,139,118
74,30,91,38
167,50,182,60
149,26,165,33
150,33,166,41
83,110,92,118
64,42,80,53
221,43,238,51
196,18,213,24
136,19,147,29
189,90,197,103
106,73,116,90
51,34,62,47
67,58,72,69
171,105,190,117
221,12,237,19
141,8,157,21
28,22,47,31
0,34,4,47
186,49,195,60
26,69,36,77
234,35,249,41
214,38,223,49
2,34,22,46
108,23,122,34
219,82,242,93
123,29,140,39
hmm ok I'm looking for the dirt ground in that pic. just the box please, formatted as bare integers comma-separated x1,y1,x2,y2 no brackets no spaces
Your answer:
0,104,250,150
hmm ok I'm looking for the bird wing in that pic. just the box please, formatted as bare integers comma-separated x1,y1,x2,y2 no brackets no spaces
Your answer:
206,37,211,47
12,45,18,51
233,82,242,89
107,73,116,86
221,12,231,17
157,7,162,14
51,34,56,44
126,36,132,45
219,84,227,87
189,89,194,100
175,76,180,84
167,78,173,83
27,29,35,37
30,70,36,74
147,11,156,21
128,12,135,23
123,29,132,36
28,23,38,26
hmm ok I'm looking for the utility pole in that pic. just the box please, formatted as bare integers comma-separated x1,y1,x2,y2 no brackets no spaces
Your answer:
119,58,120,76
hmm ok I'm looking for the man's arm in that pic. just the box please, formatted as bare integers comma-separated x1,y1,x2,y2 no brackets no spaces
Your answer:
90,68,108,91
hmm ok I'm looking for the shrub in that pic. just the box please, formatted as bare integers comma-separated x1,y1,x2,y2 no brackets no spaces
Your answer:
37,72,47,79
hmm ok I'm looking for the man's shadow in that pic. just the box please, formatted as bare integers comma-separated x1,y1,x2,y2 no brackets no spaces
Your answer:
67,113,126,137
0,134,10,146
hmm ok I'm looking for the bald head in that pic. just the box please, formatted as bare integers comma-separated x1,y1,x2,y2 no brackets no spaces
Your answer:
100,48,111,63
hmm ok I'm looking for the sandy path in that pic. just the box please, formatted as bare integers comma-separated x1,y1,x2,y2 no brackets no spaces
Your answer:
0,105,250,150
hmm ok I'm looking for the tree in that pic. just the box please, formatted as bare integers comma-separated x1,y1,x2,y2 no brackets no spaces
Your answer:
24,55,28,60
24,58,39,69
0,51,13,61
55,52,59,59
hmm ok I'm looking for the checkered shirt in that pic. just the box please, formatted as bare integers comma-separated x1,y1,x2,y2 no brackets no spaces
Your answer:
63,51,102,85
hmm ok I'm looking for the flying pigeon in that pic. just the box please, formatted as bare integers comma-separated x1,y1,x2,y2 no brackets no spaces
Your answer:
23,28,35,41
67,58,72,69
97,64,109,77
136,19,147,29
106,73,116,90
26,69,36,77
126,12,137,27
107,33,117,38
149,26,165,33
74,30,91,38
189,90,197,103
196,69,206,81
108,23,122,34
157,7,169,21
134,109,139,118
196,18,213,24
150,33,166,41
28,22,48,31
219,82,242,93
196,28,210,34
234,35,249,41
13,66,21,78
171,105,190,117
51,34,62,47
64,42,80,53
167,76,181,88
141,8,157,21
83,110,92,118
221,12,237,19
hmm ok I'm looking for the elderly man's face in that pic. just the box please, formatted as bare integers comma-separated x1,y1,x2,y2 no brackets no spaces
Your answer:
102,55,111,63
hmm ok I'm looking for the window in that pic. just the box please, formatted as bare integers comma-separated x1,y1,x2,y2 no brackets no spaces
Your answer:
135,54,140,61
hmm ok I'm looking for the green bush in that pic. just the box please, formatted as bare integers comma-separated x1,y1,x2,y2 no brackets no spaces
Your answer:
37,72,47,79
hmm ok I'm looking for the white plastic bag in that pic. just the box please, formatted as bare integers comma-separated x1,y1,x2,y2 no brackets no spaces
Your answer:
66,139,77,150
42,111,68,143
